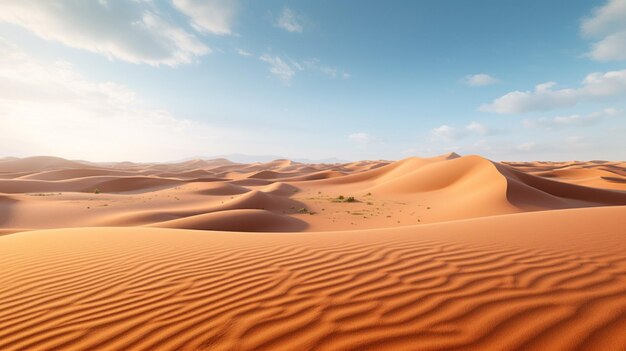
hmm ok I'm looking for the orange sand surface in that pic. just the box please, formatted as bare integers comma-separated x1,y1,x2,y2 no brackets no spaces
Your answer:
0,154,625,350
0,154,624,233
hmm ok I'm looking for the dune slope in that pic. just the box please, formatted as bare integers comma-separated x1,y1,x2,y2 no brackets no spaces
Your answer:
1,154,624,233
0,206,625,351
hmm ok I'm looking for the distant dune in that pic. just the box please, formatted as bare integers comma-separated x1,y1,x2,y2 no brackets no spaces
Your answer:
0,154,623,232
0,154,625,350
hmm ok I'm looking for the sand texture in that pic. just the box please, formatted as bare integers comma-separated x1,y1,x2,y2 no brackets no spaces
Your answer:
0,154,625,350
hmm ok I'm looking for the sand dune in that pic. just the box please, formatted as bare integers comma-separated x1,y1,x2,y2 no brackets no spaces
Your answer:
281,169,346,181
18,168,137,181
288,155,625,230
0,206,624,350
149,209,308,231
0,176,211,195
248,170,300,180
0,153,625,350
0,156,88,173
0,154,623,233
495,163,626,209
85,176,222,194
219,189,303,212
194,182,251,196
505,160,626,190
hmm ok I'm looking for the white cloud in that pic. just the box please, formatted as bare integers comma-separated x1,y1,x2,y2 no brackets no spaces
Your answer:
0,39,242,161
431,122,494,142
430,125,459,142
259,54,348,83
171,0,236,35
582,0,626,61
464,73,500,87
276,8,303,33
523,108,621,129
480,69,626,114
0,1,211,67
303,58,349,79
236,48,252,56
465,121,489,134
259,54,295,83
290,58,305,71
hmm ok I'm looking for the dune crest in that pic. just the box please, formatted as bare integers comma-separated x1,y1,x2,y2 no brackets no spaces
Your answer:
149,209,308,232
0,154,624,233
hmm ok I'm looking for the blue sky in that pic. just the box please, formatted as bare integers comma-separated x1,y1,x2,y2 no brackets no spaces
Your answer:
0,0,624,162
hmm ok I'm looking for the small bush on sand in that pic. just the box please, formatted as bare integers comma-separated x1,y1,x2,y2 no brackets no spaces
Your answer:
332,195,358,203
94,188,101,194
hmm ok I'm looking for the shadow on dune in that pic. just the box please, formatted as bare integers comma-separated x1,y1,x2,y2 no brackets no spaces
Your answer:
494,163,626,210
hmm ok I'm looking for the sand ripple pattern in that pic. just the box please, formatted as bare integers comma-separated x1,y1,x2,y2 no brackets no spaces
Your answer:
1,208,626,350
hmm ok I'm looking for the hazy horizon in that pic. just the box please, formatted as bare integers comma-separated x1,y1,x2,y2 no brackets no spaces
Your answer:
1,0,625,162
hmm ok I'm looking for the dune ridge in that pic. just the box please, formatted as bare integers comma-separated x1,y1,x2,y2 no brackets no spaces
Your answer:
0,154,624,233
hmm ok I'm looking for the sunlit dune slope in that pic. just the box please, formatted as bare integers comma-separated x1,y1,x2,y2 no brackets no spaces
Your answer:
0,154,624,233
292,154,625,230
0,206,625,350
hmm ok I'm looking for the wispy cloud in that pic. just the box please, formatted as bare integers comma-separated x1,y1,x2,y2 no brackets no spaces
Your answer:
465,121,489,134
480,69,626,114
302,58,350,79
430,122,495,142
0,39,240,160
522,108,621,129
430,125,459,142
463,73,500,87
582,0,626,61
0,1,212,66
259,54,295,82
171,0,237,35
276,8,303,33
259,54,349,83
235,48,253,57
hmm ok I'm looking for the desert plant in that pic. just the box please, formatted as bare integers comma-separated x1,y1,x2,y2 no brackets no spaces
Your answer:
93,188,101,194
332,195,358,203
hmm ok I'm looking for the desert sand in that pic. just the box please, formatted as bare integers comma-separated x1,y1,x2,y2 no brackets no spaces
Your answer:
1,153,625,350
